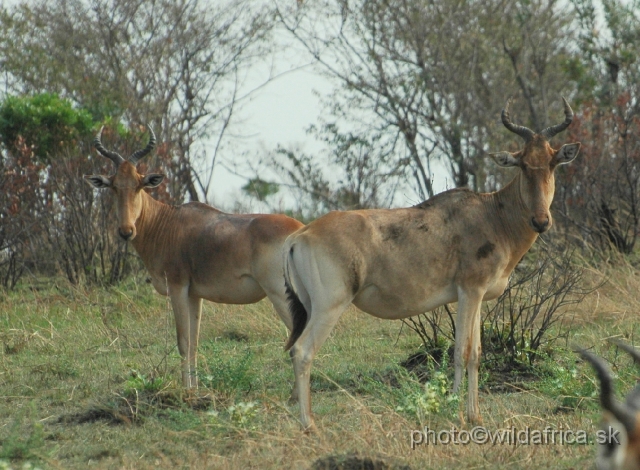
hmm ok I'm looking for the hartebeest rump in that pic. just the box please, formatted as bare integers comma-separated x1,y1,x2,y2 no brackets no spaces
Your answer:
283,98,581,430
577,343,640,470
85,127,303,387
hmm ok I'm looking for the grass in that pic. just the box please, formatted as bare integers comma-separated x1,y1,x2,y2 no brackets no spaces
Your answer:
1,265,640,469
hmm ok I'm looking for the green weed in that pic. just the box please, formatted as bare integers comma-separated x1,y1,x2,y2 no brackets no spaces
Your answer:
0,403,44,463
123,370,166,395
199,341,255,396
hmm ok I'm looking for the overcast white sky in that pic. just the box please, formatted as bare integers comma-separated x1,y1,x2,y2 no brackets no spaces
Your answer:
208,62,334,210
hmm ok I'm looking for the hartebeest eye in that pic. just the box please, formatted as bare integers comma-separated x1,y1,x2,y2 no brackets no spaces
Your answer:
83,174,112,189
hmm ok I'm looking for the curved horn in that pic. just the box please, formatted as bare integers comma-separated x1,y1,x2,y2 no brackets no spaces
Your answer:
129,125,156,165
611,340,640,365
577,347,638,434
501,98,534,142
612,340,640,412
94,127,125,166
540,97,574,140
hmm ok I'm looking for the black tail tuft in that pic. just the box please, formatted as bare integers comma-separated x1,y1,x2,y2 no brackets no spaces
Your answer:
284,278,308,351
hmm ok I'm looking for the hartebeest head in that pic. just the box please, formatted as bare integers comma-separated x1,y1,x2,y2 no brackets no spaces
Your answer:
84,126,164,241
577,343,640,470
490,98,581,233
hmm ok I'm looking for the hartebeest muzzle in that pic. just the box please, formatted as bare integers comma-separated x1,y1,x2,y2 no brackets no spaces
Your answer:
531,214,550,233
118,227,135,241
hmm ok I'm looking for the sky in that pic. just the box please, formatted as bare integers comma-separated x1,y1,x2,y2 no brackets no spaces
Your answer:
208,62,333,210
208,57,452,211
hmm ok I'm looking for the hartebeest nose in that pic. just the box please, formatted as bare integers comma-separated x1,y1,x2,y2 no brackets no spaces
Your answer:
531,216,550,233
118,227,135,240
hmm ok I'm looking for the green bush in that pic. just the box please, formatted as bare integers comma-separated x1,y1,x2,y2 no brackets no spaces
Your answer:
0,93,95,162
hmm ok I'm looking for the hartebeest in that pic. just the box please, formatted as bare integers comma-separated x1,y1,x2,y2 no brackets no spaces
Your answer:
283,98,581,430
84,127,303,387
577,343,640,470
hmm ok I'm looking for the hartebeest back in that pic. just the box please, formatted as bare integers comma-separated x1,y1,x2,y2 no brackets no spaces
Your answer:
85,127,303,387
577,343,640,470
283,98,580,431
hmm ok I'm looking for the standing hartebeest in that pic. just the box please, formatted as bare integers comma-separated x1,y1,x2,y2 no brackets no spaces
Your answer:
84,127,303,388
283,98,581,430
577,343,640,470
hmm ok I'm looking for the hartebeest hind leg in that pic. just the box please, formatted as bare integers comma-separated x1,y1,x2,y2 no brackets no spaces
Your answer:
452,287,483,424
290,301,352,431
169,285,203,388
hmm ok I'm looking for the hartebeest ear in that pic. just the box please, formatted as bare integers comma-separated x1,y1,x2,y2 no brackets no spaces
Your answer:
84,175,112,188
553,142,581,165
490,151,520,168
142,173,165,188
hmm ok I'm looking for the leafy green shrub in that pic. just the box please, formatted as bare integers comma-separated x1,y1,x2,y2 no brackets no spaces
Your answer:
0,93,95,162
123,370,166,395
394,354,459,421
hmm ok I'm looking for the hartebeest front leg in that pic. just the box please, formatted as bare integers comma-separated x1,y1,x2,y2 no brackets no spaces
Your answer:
453,287,484,425
260,282,299,401
169,284,202,388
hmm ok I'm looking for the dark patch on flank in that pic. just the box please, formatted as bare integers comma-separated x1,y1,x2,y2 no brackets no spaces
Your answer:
497,201,505,209
443,206,460,224
476,241,496,259
450,234,462,247
415,222,429,232
382,224,404,242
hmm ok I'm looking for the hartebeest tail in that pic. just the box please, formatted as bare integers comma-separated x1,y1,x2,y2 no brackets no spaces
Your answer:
284,245,308,351
284,280,307,351
576,342,640,470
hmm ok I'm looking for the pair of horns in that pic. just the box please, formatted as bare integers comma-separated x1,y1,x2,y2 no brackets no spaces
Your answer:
94,125,156,166
577,341,640,435
502,97,574,142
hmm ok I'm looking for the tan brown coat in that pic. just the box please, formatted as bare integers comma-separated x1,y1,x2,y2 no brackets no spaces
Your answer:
283,99,581,430
85,129,303,387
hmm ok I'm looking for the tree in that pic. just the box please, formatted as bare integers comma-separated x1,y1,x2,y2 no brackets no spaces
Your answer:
266,122,403,219
554,0,640,253
0,0,274,202
276,0,577,201
0,93,94,163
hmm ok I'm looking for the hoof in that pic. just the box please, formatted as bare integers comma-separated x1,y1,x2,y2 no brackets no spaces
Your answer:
302,422,317,435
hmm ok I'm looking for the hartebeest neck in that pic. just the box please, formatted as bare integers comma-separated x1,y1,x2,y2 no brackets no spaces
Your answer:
488,174,540,264
129,191,175,263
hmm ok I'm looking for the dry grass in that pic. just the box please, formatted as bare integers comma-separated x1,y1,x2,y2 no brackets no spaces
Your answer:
1,263,639,469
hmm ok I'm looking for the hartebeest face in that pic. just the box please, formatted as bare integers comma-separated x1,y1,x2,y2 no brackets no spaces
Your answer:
490,98,581,233
84,127,164,241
